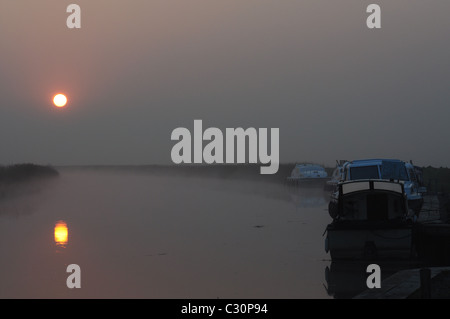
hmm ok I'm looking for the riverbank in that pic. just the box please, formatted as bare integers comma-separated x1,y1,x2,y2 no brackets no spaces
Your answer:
0,164,59,200
354,267,450,299
0,164,58,183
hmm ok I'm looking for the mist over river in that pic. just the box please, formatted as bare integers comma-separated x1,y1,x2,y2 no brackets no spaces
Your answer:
0,167,346,298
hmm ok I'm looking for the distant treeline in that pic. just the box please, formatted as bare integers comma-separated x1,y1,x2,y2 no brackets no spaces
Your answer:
59,163,326,184
0,164,59,184
61,163,291,182
57,163,450,193
422,166,450,193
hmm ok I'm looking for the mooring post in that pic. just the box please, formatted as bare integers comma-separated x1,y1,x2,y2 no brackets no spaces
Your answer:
420,268,431,299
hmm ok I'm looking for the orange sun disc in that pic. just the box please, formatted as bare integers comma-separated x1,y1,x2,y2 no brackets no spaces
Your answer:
53,94,68,107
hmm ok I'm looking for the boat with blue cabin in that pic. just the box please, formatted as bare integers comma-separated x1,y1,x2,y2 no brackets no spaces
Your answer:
338,159,425,216
286,163,329,186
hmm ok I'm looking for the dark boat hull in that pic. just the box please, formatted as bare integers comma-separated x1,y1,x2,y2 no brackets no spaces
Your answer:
326,222,413,260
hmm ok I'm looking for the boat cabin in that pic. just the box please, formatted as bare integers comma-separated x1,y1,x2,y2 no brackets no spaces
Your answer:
289,164,328,179
329,180,408,221
341,159,424,215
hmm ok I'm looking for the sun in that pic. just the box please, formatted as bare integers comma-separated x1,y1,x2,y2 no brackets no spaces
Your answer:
53,94,68,108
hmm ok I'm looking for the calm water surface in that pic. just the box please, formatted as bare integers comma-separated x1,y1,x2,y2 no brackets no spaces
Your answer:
0,169,339,298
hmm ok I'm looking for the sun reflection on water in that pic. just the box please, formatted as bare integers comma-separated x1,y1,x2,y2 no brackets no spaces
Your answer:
54,221,68,248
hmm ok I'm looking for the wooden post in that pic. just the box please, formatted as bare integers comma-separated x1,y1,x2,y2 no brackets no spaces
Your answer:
420,268,431,299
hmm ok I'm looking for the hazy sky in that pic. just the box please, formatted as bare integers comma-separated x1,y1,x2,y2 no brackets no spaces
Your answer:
0,1,449,167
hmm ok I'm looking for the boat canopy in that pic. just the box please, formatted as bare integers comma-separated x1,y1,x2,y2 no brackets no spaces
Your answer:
341,180,404,195
296,164,325,172
289,164,328,179
345,159,409,181
336,180,407,221
380,160,409,181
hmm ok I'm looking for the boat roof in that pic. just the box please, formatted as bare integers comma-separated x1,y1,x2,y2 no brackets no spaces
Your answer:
345,159,404,167
295,164,325,169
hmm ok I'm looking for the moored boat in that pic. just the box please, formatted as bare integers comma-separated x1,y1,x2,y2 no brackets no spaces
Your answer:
325,179,414,260
286,163,329,186
339,159,425,216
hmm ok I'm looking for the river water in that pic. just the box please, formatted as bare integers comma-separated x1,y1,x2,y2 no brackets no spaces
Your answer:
0,168,378,298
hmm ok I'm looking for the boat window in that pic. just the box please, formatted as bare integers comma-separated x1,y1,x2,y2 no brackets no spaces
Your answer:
373,181,403,193
380,161,409,181
342,181,371,194
349,166,379,180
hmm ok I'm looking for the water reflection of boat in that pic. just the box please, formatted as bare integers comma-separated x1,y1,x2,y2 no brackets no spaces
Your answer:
287,187,330,208
325,180,414,260
286,164,329,186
